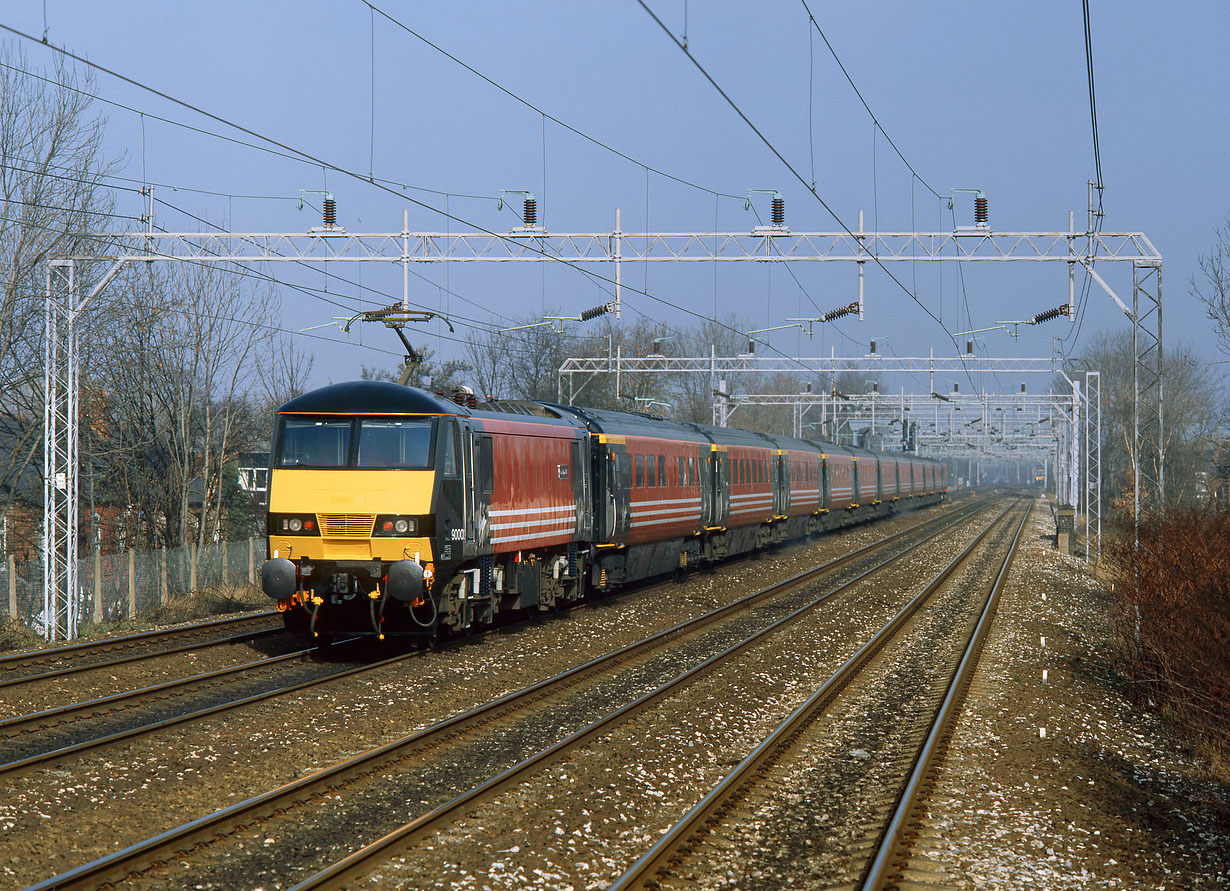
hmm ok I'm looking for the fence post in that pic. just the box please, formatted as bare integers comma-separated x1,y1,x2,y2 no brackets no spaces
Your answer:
93,548,103,624
190,542,198,593
127,548,136,618
221,541,228,587
7,555,15,619
160,546,168,604
248,537,255,585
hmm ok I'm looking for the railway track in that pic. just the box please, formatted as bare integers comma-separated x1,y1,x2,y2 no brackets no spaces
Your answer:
2,500,985,784
0,611,283,689
611,498,1031,890
28,497,1001,890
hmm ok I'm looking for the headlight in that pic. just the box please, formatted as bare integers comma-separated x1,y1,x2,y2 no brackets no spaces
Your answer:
270,514,319,536
374,515,418,537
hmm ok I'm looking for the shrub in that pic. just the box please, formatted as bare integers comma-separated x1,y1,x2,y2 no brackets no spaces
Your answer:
1106,508,1230,750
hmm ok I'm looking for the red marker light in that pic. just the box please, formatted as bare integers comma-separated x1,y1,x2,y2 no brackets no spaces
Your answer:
382,520,394,532
304,520,315,531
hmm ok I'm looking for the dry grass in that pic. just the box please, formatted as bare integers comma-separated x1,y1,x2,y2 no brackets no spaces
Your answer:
1105,507,1230,770
0,583,269,653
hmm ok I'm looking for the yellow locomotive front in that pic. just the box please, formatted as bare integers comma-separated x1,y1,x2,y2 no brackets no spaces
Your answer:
260,381,471,639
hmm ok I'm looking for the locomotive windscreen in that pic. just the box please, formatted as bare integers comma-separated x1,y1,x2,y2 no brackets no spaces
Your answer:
277,419,351,467
356,419,433,468
275,417,435,469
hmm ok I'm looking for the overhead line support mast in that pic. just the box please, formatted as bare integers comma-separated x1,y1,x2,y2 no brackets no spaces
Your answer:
44,211,1156,638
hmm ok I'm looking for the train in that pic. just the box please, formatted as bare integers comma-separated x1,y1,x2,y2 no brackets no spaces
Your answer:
260,381,948,640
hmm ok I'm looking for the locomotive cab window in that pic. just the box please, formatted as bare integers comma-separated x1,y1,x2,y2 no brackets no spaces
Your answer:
439,420,460,477
277,419,351,468
356,419,434,469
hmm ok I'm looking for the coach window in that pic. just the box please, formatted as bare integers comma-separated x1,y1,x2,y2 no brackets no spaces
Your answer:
677,456,685,487
646,454,656,487
618,452,633,488
635,454,645,488
658,455,667,486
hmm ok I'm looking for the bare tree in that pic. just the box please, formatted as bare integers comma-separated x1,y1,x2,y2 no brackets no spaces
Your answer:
1192,216,1230,360
0,44,116,549
508,325,569,402
92,262,274,589
258,333,314,411
1070,330,1222,510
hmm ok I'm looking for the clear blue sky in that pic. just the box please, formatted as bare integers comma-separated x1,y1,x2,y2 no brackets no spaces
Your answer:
6,1,1228,393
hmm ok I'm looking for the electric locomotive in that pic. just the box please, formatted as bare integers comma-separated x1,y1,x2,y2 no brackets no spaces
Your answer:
261,380,592,639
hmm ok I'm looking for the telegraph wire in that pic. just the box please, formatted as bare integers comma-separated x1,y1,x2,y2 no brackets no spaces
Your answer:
359,0,747,203
155,193,519,332
0,59,498,205
1083,0,1103,194
799,1,943,200
635,0,975,388
5,21,886,384
7,151,520,330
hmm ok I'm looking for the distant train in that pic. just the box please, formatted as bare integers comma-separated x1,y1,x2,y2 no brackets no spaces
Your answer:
261,381,948,639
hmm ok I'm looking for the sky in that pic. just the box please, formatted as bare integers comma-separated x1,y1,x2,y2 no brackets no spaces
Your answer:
4,1,1228,398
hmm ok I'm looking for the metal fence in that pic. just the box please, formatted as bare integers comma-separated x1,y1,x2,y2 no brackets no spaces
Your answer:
1,538,266,633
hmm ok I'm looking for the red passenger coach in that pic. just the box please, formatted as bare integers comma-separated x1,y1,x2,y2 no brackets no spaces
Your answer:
824,447,857,510
727,443,777,527
475,416,588,553
783,448,822,517
622,434,705,545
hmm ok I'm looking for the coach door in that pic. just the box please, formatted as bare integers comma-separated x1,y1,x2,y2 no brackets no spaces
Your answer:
457,422,476,557
820,456,831,510
602,443,631,541
570,437,589,537
774,453,788,515
710,448,730,525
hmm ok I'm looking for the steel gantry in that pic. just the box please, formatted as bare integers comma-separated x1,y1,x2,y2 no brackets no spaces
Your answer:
43,212,1152,636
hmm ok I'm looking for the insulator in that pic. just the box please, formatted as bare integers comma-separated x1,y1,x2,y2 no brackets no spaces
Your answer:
323,197,336,228
771,196,785,227
824,301,859,322
1032,304,1071,325
523,197,537,227
974,194,988,227
580,303,610,322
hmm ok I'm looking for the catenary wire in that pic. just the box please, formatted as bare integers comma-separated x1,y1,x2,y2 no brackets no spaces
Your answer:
5,20,897,383
634,1,975,389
